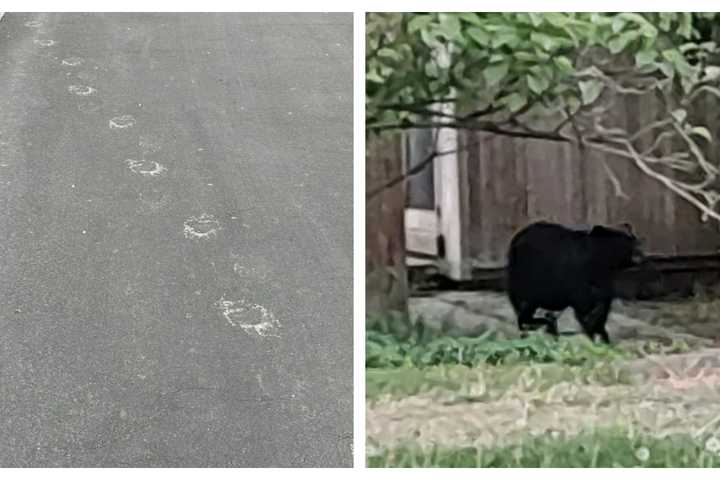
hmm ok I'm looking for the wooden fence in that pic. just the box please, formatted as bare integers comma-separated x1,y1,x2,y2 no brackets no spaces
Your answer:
461,93,720,268
365,92,720,309
366,133,408,316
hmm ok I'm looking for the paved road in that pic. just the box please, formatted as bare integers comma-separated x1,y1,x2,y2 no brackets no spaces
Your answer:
0,13,352,467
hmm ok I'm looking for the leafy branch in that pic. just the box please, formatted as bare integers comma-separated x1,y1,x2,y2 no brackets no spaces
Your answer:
367,12,720,222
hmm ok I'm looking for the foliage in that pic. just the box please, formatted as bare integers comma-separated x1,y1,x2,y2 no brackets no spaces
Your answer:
367,428,720,467
366,365,467,399
366,13,720,221
367,13,719,129
366,329,630,368
365,361,637,401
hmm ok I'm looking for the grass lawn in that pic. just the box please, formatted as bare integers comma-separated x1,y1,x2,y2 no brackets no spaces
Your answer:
368,429,720,467
366,326,720,467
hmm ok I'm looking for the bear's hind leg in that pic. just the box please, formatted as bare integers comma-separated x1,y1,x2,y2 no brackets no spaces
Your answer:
574,300,612,344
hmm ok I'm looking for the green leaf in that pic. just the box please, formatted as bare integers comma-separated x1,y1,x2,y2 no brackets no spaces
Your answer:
635,50,656,67
657,61,675,79
533,48,551,62
438,13,462,40
608,31,639,54
611,16,626,34
544,13,569,28
640,25,658,39
378,64,394,77
619,13,657,38
408,14,433,34
367,70,384,84
425,61,439,78
679,42,700,53
503,92,527,112
527,74,545,95
678,13,693,38
514,51,537,62
492,30,522,49
466,27,491,47
579,80,604,105
662,49,695,78
530,31,561,51
553,56,574,74
566,94,581,114
487,54,505,65
540,64,557,82
377,48,402,62
484,62,510,87
419,28,440,48
528,13,543,27
662,49,680,63
690,126,712,142
451,61,469,86
458,12,483,26
658,13,674,32
436,50,451,68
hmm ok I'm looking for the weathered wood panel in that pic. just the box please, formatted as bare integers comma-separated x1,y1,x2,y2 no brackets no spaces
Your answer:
464,96,720,268
366,133,409,316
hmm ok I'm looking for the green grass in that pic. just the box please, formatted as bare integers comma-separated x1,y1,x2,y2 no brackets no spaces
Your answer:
367,429,720,467
366,329,632,369
366,315,696,401
365,319,705,467
366,365,466,399
366,360,636,401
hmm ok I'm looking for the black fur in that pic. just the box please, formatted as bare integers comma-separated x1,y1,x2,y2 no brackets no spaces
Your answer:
506,221,644,343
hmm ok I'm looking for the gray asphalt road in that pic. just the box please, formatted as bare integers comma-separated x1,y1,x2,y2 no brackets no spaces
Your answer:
0,13,352,467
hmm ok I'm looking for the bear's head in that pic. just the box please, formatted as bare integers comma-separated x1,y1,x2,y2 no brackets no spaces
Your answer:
589,223,645,271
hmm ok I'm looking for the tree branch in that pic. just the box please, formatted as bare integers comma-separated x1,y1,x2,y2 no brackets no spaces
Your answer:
585,139,720,222
366,136,478,201
368,119,571,142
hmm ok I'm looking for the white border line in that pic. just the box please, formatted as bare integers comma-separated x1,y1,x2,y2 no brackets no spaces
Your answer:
352,8,365,470
0,1,717,11
4,4,720,477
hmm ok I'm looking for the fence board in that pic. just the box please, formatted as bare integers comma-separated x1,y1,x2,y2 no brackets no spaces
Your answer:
366,133,409,315
463,94,720,267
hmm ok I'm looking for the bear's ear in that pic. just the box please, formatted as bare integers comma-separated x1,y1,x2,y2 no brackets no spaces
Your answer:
616,222,634,235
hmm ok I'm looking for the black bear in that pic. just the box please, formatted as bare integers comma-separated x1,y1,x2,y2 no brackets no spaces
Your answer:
506,221,645,343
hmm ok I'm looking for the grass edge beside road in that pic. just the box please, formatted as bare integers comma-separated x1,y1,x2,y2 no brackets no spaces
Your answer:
367,428,720,467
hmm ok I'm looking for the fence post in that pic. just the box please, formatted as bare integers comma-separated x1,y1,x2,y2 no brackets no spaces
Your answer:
366,133,409,320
